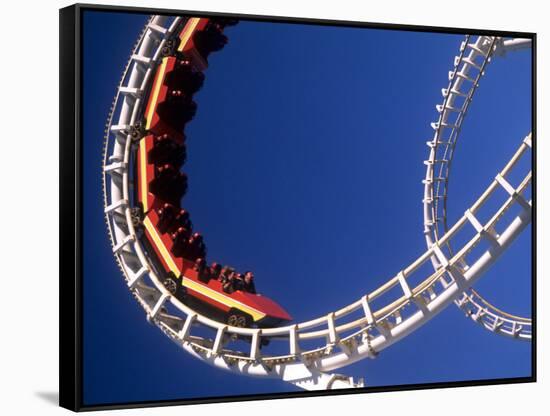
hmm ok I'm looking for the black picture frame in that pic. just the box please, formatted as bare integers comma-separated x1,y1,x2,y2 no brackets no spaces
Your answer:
60,3,536,412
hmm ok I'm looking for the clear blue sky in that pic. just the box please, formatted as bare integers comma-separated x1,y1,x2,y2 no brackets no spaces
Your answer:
82,10,532,406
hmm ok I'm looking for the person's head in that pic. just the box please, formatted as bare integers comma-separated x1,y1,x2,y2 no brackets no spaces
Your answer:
178,58,192,67
172,227,185,240
244,271,254,283
159,203,172,216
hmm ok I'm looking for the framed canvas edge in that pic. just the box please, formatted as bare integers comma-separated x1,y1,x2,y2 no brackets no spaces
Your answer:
59,3,82,412
58,2,537,412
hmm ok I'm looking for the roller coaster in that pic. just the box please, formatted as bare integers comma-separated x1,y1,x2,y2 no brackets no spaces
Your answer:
102,16,532,390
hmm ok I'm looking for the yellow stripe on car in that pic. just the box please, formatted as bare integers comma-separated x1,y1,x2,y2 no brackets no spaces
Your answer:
138,20,266,322
145,57,168,130
143,216,266,321
177,18,201,52
139,141,149,212
144,216,179,275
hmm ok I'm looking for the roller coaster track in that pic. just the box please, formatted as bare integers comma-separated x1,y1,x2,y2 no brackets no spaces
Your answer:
102,16,533,390
422,35,532,340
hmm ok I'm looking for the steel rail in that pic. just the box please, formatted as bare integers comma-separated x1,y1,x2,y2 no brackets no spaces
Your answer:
103,18,532,389
422,35,532,339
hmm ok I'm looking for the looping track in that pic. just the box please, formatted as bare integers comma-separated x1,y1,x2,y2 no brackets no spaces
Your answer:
102,16,532,390
422,35,532,340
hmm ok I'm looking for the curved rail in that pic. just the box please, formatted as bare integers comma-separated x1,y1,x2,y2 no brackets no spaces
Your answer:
422,35,532,339
103,17,533,390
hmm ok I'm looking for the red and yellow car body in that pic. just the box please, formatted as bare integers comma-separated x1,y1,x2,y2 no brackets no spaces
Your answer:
135,17,292,328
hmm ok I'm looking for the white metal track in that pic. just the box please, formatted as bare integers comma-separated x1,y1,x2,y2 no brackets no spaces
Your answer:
102,18,533,390
422,35,532,340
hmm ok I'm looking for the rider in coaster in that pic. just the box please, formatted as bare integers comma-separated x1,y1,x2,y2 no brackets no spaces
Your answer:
175,208,192,230
209,262,222,281
157,203,176,234
187,232,206,261
222,270,236,294
193,257,208,282
170,226,191,257
219,266,229,283
243,271,256,294
233,273,245,291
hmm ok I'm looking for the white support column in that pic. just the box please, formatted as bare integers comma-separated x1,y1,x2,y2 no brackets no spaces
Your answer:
177,313,197,341
150,293,169,319
495,174,531,211
289,325,300,356
118,86,143,98
447,265,468,291
491,317,504,332
361,295,374,325
511,321,523,337
212,326,227,355
465,209,499,246
147,23,168,37
131,54,153,67
104,161,128,174
397,272,412,299
431,244,449,268
110,124,130,134
327,313,339,345
250,330,262,361
105,198,128,214
128,266,149,289
465,209,483,233
112,235,135,254
472,305,487,322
